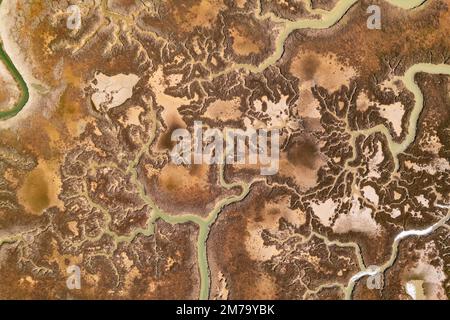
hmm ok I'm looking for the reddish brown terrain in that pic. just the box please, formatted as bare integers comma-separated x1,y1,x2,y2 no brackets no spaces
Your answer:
0,0,449,300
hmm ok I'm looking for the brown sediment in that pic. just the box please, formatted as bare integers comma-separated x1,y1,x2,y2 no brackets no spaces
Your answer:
167,0,226,33
17,159,63,215
0,0,449,301
230,25,263,56
286,137,321,170
157,117,186,151
141,161,237,217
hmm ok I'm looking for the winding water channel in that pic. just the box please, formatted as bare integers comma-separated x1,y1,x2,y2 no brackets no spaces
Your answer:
0,44,29,120
0,0,449,300
344,207,450,299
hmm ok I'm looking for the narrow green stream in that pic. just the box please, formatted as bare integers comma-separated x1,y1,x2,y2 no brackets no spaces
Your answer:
0,0,29,120
0,44,29,120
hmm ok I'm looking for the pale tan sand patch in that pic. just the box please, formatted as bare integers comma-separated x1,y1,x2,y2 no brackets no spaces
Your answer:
310,198,338,227
356,90,372,112
404,158,450,175
235,0,247,8
405,280,426,300
333,196,380,237
361,185,379,206
214,271,229,300
253,95,300,130
367,141,384,179
415,194,429,208
118,105,144,127
67,221,79,236
230,26,261,56
246,227,280,261
204,98,242,121
377,101,405,137
419,131,443,155
149,66,190,128
91,72,139,111
17,159,63,215
296,88,321,118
